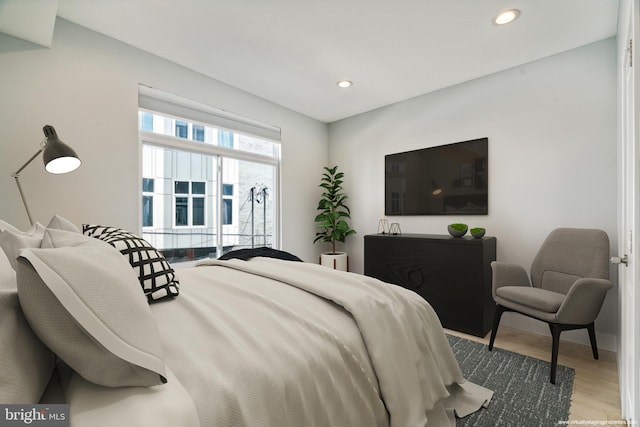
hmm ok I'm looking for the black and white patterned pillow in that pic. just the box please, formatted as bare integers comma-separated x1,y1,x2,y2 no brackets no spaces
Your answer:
82,225,179,303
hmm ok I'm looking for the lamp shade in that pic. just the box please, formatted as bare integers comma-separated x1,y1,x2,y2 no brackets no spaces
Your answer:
42,125,81,174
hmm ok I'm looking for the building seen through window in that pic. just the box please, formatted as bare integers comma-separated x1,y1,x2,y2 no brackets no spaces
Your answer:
139,109,278,263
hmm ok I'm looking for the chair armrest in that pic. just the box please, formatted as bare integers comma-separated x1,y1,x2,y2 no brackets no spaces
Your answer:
490,261,531,298
556,278,613,324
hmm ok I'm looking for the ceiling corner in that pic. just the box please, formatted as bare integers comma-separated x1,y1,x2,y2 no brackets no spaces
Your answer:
0,0,59,47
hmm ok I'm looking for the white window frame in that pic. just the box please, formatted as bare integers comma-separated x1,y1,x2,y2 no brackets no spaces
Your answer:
172,179,206,228
140,124,281,253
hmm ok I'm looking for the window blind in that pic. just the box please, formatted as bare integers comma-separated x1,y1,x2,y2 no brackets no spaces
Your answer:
138,85,281,142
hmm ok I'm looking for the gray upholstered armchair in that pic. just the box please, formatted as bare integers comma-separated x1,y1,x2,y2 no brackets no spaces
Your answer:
488,227,612,384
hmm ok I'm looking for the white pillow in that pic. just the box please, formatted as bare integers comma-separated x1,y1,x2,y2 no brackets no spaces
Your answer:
0,219,54,404
16,229,167,387
0,224,45,270
0,219,21,234
47,215,81,233
0,273,55,403
0,238,15,287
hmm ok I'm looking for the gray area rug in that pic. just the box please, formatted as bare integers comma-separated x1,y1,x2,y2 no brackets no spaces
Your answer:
448,334,575,427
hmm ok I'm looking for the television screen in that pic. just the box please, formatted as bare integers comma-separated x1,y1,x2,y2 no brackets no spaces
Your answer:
385,138,488,215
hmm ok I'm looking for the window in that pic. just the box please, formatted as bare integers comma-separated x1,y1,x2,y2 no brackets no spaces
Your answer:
175,121,188,139
174,180,205,227
222,184,233,225
141,113,153,132
224,159,274,249
193,125,205,142
192,182,205,194
142,178,155,192
137,110,277,154
139,88,280,263
142,178,154,227
192,182,205,226
142,196,154,227
218,130,234,148
193,197,205,226
174,181,189,194
175,197,188,226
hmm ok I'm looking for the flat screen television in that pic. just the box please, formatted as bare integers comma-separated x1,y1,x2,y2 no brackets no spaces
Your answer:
385,137,488,215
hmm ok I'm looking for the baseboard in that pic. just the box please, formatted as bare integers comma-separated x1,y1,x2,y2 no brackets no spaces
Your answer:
500,312,617,353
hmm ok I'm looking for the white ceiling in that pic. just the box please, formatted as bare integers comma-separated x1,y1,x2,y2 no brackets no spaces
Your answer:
4,0,621,123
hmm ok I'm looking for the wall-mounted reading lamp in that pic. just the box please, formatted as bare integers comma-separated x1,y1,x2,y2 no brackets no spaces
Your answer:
11,125,81,225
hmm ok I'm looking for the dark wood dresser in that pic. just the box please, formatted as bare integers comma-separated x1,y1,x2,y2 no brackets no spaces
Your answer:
364,233,496,337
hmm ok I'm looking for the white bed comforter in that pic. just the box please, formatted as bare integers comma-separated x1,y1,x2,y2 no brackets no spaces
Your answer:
193,258,492,426
65,258,491,427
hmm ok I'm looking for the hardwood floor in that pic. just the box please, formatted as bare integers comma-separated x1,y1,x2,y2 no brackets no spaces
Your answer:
445,326,624,424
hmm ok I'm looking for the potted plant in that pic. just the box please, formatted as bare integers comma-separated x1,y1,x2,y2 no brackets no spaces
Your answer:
470,227,486,239
447,223,468,237
314,166,356,270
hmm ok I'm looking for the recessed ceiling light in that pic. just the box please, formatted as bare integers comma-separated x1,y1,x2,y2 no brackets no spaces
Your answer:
494,9,520,25
336,80,353,88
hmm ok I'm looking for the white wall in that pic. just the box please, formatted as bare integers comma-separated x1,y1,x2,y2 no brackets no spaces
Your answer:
0,18,327,262
329,38,619,349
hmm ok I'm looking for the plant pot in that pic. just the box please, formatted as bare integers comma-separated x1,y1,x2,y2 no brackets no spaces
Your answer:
470,227,486,239
447,224,468,238
320,252,349,271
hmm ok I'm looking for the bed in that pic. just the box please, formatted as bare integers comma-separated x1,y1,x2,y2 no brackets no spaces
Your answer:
0,216,492,427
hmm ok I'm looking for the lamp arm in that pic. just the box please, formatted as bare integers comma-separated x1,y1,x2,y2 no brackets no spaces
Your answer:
11,147,44,226
12,147,44,176
12,175,34,226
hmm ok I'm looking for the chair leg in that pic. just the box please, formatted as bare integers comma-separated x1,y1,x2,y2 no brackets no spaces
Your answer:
489,307,595,384
587,322,599,360
550,323,561,385
488,305,506,351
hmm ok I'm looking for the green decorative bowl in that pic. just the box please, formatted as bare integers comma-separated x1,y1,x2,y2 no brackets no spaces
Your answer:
447,223,468,238
470,227,486,239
